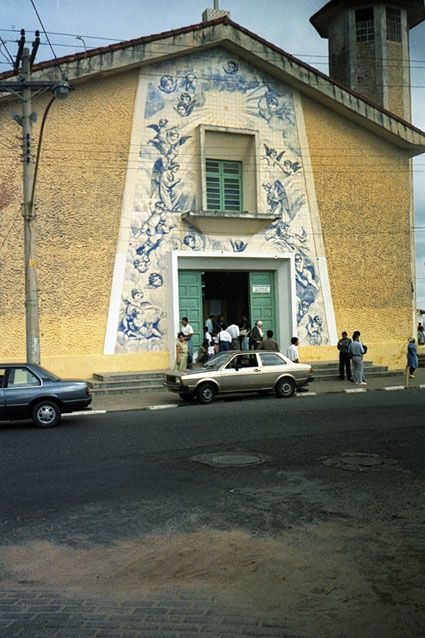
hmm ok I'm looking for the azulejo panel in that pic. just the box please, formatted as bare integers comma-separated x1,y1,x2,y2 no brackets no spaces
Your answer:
114,48,330,353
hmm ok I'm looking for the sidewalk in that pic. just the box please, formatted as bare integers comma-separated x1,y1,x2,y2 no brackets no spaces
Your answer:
91,367,425,413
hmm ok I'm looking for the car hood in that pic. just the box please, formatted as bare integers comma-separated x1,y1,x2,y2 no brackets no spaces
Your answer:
166,369,211,377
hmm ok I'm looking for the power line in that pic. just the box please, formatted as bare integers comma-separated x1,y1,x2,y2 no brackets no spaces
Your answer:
28,0,67,80
1,27,425,65
0,34,15,66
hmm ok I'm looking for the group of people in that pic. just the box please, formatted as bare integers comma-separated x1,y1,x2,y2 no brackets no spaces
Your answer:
337,330,368,385
175,315,284,370
176,317,424,377
338,327,423,384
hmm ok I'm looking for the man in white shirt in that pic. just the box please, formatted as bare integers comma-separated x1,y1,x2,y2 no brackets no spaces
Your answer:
287,336,299,363
227,321,240,350
218,324,232,352
181,317,194,368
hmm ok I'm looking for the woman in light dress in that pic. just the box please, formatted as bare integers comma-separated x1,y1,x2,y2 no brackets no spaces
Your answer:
175,332,188,371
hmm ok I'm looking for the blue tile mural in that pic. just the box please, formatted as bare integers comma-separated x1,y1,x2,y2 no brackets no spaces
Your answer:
114,48,331,352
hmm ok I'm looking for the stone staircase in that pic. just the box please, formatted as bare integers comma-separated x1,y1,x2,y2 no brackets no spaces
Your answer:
88,371,168,395
89,360,400,395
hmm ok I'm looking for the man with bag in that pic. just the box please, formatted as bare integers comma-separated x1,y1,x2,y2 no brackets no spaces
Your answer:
337,331,352,381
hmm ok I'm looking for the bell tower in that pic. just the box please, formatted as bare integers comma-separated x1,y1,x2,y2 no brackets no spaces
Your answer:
310,0,425,121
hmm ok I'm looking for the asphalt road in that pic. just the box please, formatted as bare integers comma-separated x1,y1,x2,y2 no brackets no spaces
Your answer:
0,390,424,637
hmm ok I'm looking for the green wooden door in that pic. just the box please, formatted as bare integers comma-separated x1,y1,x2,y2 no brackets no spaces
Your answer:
249,271,276,336
178,271,203,351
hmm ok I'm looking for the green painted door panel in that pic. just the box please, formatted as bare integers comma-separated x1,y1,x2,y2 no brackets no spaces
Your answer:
249,271,276,336
178,271,202,351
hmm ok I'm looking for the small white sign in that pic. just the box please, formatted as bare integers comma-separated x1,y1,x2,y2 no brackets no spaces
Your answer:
252,285,270,294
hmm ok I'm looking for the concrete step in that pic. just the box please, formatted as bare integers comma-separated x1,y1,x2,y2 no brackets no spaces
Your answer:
90,378,165,390
93,371,166,382
90,383,167,396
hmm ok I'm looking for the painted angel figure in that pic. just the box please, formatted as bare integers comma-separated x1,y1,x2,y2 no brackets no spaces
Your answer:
306,314,323,345
158,74,177,94
262,144,286,171
147,122,191,210
174,93,196,117
184,72,197,92
263,179,290,218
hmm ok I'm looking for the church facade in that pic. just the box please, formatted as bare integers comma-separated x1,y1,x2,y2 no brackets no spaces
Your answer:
1,2,425,377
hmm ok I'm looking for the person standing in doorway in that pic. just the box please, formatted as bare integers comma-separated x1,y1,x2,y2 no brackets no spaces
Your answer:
249,320,263,350
259,330,279,352
417,323,425,346
337,331,352,381
218,324,232,352
227,320,240,350
239,314,251,351
175,332,188,371
203,325,212,346
181,317,194,369
349,331,366,385
287,336,300,363
407,337,418,378
205,314,214,335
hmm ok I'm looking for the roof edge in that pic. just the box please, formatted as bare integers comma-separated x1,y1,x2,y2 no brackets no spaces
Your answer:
0,15,424,147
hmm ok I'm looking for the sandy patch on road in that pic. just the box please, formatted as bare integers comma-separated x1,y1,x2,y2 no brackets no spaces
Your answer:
1,525,424,636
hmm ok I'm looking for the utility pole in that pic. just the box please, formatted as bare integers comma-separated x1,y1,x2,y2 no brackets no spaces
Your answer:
0,30,71,363
21,43,40,364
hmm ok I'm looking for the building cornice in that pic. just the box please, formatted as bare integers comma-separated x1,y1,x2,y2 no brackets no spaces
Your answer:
1,16,424,156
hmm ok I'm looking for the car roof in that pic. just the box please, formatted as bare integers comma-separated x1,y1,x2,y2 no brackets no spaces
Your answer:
0,363,35,366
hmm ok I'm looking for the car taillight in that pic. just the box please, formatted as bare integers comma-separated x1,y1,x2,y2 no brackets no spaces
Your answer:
85,386,91,396
310,367,314,374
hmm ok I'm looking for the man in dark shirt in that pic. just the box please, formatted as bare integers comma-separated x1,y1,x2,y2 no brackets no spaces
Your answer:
337,331,352,380
258,330,279,352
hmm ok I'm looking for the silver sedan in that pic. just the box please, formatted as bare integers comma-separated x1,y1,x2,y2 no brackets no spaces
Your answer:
164,351,313,404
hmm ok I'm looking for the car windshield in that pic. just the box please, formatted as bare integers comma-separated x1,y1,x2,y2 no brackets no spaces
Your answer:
202,353,230,370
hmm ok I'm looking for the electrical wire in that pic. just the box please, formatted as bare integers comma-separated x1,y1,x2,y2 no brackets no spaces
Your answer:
28,0,67,80
0,34,15,66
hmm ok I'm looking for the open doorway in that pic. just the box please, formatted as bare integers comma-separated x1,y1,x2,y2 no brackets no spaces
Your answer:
202,271,249,327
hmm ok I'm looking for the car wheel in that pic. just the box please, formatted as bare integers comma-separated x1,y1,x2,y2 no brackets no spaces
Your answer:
31,400,61,428
275,377,296,398
197,383,216,405
179,392,194,401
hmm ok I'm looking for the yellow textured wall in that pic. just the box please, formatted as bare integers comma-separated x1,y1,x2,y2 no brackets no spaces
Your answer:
0,70,138,364
0,68,416,377
302,94,414,354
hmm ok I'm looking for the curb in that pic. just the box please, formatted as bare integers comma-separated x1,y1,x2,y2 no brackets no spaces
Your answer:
85,384,425,414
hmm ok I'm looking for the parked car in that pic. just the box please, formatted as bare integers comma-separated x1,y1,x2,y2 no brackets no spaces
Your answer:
0,363,92,428
163,351,314,404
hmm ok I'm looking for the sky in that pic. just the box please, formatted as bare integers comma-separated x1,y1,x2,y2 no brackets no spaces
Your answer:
1,0,425,307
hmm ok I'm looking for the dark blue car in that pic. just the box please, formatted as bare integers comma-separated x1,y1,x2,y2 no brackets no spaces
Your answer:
0,363,92,428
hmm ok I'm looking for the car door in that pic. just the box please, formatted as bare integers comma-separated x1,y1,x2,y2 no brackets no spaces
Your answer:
4,366,42,420
0,367,6,420
219,353,262,393
258,352,288,387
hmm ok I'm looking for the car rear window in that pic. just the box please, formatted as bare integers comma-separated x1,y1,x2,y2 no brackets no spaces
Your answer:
259,353,285,367
7,367,41,387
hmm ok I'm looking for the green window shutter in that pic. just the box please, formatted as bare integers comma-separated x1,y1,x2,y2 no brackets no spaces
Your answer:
206,159,242,212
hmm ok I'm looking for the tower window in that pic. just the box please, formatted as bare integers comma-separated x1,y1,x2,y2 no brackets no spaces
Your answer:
386,7,402,42
356,8,374,42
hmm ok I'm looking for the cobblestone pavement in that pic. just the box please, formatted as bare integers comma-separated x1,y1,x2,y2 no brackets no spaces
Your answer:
0,588,297,638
